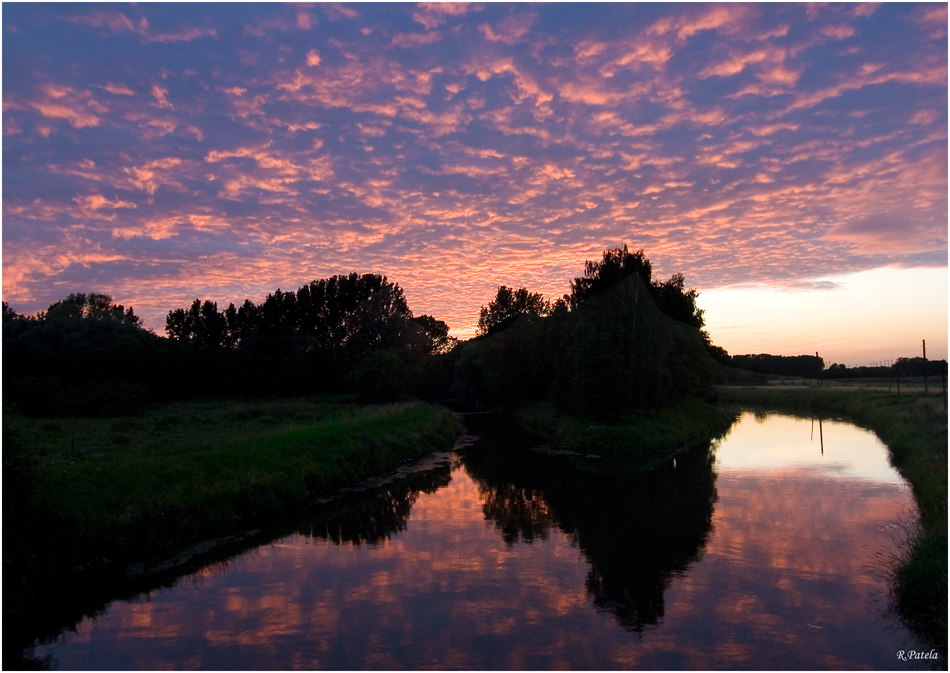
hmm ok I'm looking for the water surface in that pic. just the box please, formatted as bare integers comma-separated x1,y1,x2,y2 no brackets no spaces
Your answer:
27,411,930,669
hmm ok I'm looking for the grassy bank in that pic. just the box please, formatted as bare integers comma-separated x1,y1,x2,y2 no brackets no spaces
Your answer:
511,397,736,471
3,396,462,618
717,386,947,654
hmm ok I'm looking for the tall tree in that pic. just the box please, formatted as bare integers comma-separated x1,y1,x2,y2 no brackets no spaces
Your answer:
477,286,549,336
46,292,140,325
568,246,652,308
411,315,455,354
568,246,704,329
165,273,415,361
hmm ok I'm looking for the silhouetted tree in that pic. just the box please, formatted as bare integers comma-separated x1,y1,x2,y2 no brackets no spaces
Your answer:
456,251,722,414
3,301,21,324
651,273,704,328
568,246,705,329
165,273,417,361
4,292,159,416
568,245,653,308
731,353,824,378
165,299,228,346
411,314,455,354
46,292,140,326
702,332,732,366
477,286,550,336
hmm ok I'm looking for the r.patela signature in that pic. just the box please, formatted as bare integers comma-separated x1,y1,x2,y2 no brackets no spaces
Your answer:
896,650,940,661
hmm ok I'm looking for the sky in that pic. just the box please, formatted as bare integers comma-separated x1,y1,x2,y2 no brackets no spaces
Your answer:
2,3,947,365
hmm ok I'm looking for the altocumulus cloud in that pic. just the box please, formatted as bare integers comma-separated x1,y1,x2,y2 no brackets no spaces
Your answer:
2,3,946,334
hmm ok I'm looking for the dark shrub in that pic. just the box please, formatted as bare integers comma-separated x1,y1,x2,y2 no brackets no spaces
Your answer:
350,351,409,403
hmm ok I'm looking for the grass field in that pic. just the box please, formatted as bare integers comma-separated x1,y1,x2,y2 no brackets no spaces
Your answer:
764,376,945,392
717,385,947,656
3,396,462,617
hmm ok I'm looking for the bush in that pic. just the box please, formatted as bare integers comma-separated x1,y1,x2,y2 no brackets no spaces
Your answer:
8,377,67,417
350,351,409,403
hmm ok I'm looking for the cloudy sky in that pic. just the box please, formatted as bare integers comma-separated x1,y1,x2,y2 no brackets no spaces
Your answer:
3,3,947,364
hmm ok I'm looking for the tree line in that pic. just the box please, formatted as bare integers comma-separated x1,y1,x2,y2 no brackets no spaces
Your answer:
727,353,824,378
822,358,948,380
2,246,740,417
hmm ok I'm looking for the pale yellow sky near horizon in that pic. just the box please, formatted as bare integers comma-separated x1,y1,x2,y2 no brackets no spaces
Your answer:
699,266,948,367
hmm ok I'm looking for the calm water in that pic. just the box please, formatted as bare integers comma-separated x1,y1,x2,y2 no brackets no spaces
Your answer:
26,412,933,669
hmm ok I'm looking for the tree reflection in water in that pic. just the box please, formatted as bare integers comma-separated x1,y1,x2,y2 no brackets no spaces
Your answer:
8,458,454,670
461,413,721,633
298,459,453,545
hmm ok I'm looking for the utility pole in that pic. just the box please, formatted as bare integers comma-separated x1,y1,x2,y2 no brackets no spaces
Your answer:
923,339,928,393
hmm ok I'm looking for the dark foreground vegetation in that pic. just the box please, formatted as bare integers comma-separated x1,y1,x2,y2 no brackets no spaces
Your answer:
717,386,948,657
3,397,460,622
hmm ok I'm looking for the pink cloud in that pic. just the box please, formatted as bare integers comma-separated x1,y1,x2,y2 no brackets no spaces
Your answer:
72,194,137,219
821,24,856,40
698,49,771,79
145,26,217,43
3,117,22,135
64,9,214,43
244,18,289,37
145,118,177,137
123,157,186,196
805,4,827,21
392,31,443,48
64,9,148,35
413,3,478,29
909,109,939,125
29,100,100,128
151,83,173,109
296,10,314,30
757,64,801,86
478,12,535,44
651,5,751,40
574,40,607,62
324,4,360,21
853,3,880,18
909,4,948,39
101,82,136,96
112,213,232,241
602,40,674,75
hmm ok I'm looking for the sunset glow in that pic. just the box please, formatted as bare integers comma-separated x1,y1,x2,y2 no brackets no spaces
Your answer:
3,3,947,363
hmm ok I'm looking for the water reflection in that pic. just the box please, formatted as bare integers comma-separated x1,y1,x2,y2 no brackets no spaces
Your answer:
461,414,719,632
298,456,453,546
22,412,933,670
11,456,453,669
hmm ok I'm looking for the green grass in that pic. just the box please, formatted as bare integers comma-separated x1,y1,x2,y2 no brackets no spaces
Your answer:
3,396,462,617
717,385,947,656
512,397,736,471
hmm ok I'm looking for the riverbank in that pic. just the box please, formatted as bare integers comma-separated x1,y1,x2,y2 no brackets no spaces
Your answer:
510,397,736,471
3,397,462,619
716,386,947,655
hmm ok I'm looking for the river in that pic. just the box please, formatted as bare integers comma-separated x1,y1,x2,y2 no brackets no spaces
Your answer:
22,411,934,669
